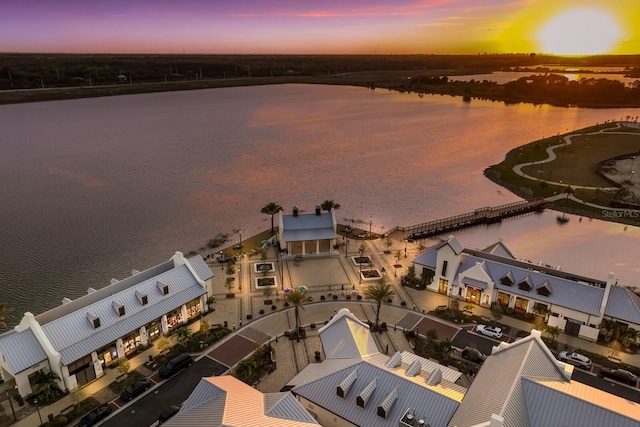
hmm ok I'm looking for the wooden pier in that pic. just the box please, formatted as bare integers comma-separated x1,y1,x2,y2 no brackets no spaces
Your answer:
389,198,549,241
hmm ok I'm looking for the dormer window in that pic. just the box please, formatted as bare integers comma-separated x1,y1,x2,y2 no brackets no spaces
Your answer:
356,379,376,408
336,369,357,398
536,281,552,297
156,281,169,296
518,276,533,291
500,272,514,286
135,290,148,305
86,313,101,329
377,388,398,419
112,301,125,317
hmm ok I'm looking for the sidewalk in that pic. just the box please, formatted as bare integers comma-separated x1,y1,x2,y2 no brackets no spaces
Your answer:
10,235,639,426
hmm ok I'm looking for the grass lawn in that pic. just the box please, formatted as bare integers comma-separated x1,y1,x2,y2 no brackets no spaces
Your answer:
486,123,640,224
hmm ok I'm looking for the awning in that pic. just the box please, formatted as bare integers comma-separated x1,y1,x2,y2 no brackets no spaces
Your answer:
462,277,488,290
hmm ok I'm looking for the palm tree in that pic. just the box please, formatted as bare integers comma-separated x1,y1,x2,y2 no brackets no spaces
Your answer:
320,200,340,212
438,339,454,363
622,327,639,348
0,303,13,328
599,318,622,341
545,325,561,343
175,326,192,348
35,371,60,398
236,358,258,383
283,288,307,340
364,279,395,330
261,202,284,233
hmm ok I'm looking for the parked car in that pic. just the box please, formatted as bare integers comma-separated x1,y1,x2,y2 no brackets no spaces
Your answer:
598,368,638,386
476,324,503,339
558,351,591,369
79,403,112,427
159,353,193,378
158,404,182,424
120,379,151,401
217,253,233,263
462,347,487,363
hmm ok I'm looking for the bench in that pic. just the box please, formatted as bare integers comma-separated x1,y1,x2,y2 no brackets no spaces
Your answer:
115,374,128,383
61,405,75,416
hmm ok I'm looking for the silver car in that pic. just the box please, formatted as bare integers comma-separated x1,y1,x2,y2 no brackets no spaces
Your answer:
558,351,591,369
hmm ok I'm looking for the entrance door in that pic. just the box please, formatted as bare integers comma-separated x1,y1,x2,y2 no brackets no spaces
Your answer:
438,279,449,295
74,365,97,387
565,320,581,336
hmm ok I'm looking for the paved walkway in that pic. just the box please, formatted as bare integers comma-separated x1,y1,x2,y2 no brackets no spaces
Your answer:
8,236,640,427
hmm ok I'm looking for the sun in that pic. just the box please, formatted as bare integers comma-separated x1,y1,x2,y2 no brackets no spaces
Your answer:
536,8,621,55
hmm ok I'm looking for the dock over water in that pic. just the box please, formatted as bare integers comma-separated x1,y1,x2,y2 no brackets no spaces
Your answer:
388,198,549,241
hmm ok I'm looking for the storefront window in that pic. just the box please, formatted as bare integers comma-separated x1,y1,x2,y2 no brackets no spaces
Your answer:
186,300,201,319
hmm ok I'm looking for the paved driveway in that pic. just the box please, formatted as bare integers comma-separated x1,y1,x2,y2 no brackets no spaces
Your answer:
451,329,500,356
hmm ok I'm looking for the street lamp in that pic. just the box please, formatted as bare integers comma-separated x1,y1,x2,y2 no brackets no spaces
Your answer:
369,215,373,237
359,248,363,284
6,390,16,422
237,268,241,291
630,156,636,174
238,227,243,249
345,237,348,259
34,398,43,426
394,256,398,277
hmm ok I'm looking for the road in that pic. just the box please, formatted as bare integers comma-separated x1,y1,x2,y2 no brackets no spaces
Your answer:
100,357,227,427
572,369,640,403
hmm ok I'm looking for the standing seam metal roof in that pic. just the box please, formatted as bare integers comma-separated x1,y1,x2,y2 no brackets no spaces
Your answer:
0,329,48,374
42,264,206,365
462,254,605,316
605,286,640,324
293,360,460,427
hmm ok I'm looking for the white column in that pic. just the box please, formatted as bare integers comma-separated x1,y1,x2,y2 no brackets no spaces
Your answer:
181,304,188,324
139,326,148,346
316,240,320,254
91,351,103,378
161,315,169,335
201,295,208,313
116,338,125,359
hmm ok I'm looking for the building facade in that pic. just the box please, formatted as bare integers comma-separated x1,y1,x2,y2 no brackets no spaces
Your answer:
278,206,338,258
412,237,640,342
0,252,213,397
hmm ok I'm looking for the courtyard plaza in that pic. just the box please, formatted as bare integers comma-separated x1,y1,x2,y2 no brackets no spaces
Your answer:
6,236,640,427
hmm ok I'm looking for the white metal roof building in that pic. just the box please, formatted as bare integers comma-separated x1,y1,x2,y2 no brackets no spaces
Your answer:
0,252,213,397
278,206,338,258
448,330,640,427
164,376,319,427
413,236,639,342
318,308,380,359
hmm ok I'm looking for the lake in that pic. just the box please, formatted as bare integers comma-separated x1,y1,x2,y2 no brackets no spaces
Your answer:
1,84,639,328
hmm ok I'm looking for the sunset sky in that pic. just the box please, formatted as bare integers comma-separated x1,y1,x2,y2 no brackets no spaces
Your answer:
1,0,639,55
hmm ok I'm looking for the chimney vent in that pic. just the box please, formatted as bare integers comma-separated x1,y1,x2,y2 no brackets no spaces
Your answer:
292,206,299,217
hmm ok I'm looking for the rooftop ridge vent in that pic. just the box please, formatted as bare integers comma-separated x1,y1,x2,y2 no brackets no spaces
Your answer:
61,298,72,305
356,378,377,408
385,351,402,368
87,287,96,294
86,312,100,329
132,269,140,275
406,360,421,377
426,368,443,386
336,368,357,398
110,278,119,285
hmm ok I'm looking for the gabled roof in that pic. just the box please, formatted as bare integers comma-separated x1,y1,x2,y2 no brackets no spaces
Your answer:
187,255,214,281
293,360,461,427
481,241,516,259
462,253,604,316
522,378,640,427
0,328,48,374
412,236,463,269
605,286,640,325
319,308,379,358
282,212,337,242
166,376,318,426
41,259,207,365
448,331,571,427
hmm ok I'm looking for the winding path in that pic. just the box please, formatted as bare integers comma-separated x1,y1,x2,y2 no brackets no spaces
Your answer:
512,122,640,212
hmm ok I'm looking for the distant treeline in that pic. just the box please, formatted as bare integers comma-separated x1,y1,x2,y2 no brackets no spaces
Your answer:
398,73,640,108
1,52,639,90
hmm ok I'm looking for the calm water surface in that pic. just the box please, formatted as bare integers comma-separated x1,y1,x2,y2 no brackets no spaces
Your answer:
1,84,639,328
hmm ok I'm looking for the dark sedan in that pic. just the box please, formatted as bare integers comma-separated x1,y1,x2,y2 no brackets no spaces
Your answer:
120,379,151,401
79,403,112,427
598,368,638,386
